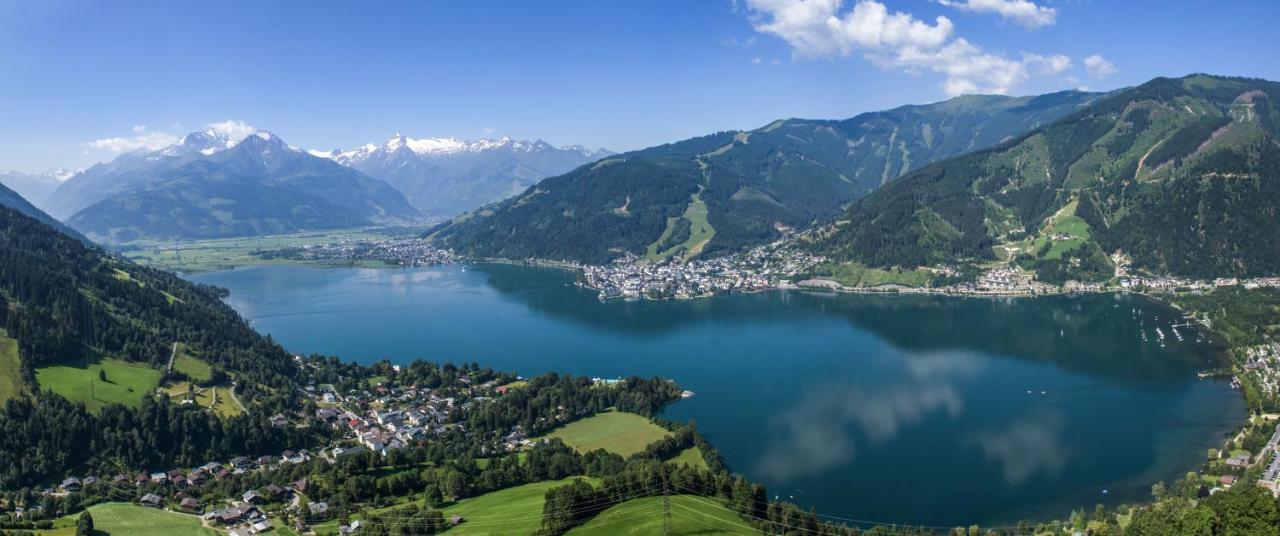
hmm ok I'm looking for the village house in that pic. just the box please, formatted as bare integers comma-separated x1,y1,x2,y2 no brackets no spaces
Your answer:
139,493,163,508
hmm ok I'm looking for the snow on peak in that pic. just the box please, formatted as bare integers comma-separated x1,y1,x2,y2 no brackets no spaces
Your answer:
309,133,609,164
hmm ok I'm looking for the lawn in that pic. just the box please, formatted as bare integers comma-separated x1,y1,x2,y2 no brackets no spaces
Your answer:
0,330,25,404
43,502,218,535
666,447,709,470
542,410,672,458
172,348,212,382
311,477,599,536
569,495,757,535
35,357,162,414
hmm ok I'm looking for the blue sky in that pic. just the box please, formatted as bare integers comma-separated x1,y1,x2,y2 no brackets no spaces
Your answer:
2,0,1278,173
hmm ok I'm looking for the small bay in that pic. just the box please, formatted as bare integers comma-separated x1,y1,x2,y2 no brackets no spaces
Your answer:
189,263,1244,527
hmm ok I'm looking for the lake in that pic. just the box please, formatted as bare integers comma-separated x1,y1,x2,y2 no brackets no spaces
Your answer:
189,263,1245,527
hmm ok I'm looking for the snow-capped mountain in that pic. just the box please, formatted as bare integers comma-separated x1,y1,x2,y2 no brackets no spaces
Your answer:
48,126,419,243
312,134,611,218
47,125,285,219
0,169,73,210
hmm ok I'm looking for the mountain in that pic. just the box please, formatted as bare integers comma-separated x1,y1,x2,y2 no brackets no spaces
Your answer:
431,90,1101,264
0,181,88,243
0,202,301,487
811,74,1280,281
311,134,611,219
0,169,70,209
53,129,420,243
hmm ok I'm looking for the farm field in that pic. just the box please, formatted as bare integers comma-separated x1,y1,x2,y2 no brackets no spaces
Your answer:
569,495,757,535
542,410,671,458
43,502,218,535
35,357,162,414
120,227,403,272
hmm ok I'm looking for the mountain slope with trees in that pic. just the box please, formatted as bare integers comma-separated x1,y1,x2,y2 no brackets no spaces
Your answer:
0,203,308,487
812,74,1280,280
432,90,1100,264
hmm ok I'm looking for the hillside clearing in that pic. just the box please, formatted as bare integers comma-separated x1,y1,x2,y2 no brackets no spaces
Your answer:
172,347,212,382
569,495,757,535
542,410,671,458
35,357,162,414
0,330,24,404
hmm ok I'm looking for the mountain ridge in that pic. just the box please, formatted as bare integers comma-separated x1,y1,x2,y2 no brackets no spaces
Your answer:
314,134,612,219
431,89,1103,264
58,130,420,243
809,73,1280,281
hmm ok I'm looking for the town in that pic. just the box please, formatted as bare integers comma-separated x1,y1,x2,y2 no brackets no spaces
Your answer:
579,240,823,300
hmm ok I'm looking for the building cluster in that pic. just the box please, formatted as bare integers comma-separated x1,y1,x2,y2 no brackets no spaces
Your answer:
280,237,458,267
579,242,823,300
1256,424,1280,496
47,448,317,533
314,382,465,458
1242,344,1280,399
1118,276,1280,292
946,266,1054,295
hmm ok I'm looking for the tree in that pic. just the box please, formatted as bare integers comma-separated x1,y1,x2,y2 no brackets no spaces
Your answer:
75,510,93,536
97,369,107,382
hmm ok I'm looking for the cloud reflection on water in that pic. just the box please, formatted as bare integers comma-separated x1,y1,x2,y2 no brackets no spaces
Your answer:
754,352,978,482
967,412,1072,487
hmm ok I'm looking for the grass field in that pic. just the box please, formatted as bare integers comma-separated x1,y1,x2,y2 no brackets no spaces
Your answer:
43,502,218,535
443,477,600,535
172,347,212,382
0,330,25,404
569,496,757,535
160,382,243,418
311,477,599,536
543,411,671,458
666,447,709,470
35,357,162,414
120,228,402,272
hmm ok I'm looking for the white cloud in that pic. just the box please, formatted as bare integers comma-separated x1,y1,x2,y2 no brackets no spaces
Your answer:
1022,52,1071,75
747,0,953,58
937,0,1057,29
1084,54,1116,78
744,0,1074,96
131,124,147,133
88,131,181,153
752,56,764,64
206,119,259,141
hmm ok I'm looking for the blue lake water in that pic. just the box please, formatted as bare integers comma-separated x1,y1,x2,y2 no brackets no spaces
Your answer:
189,263,1245,527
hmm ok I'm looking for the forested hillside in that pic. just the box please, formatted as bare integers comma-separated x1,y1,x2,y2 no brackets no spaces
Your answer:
433,91,1099,264
813,74,1280,280
0,204,306,487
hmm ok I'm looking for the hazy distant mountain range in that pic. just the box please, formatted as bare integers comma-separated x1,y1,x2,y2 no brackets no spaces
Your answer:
432,90,1103,264
35,128,608,243
310,135,611,218
49,128,419,243
0,169,72,209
